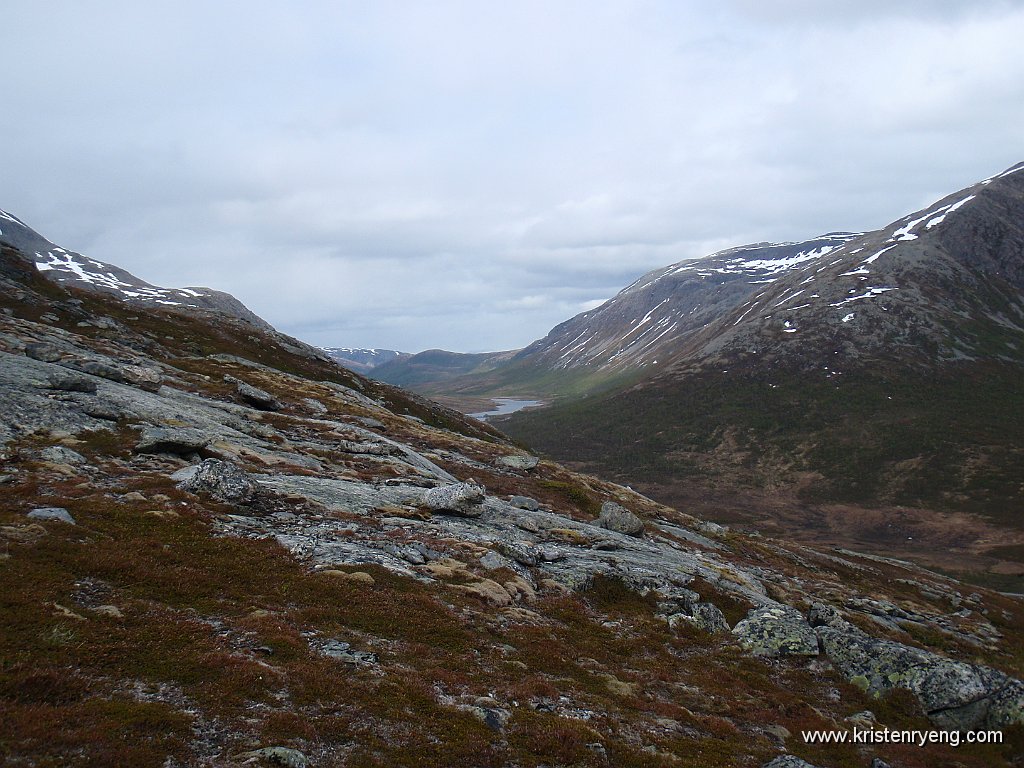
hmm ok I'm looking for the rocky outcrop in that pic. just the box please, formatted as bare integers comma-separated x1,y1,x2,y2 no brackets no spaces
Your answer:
816,618,1024,731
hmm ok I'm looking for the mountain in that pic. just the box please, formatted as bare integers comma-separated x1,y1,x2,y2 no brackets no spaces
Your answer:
0,209,274,331
322,347,410,375
496,163,1024,579
5,209,1024,767
370,348,518,388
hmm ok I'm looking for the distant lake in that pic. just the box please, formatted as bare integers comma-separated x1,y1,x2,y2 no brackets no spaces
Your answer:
469,398,544,420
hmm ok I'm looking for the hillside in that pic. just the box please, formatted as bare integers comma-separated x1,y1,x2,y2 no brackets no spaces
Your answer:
322,348,411,376
4,213,1024,766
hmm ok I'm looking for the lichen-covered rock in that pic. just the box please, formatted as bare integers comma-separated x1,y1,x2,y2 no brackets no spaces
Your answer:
594,501,644,537
670,602,730,634
423,481,485,517
816,621,1024,731
178,458,262,504
807,602,846,629
733,605,819,657
495,454,539,471
237,746,309,768
762,756,822,768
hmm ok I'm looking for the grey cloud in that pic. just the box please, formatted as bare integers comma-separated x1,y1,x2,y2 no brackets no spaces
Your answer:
3,1,1023,352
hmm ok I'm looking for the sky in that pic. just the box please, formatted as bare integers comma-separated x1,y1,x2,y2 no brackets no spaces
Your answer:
4,1,1024,353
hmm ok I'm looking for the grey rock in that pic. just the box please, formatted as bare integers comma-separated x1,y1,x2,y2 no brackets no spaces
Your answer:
733,605,819,657
179,458,262,504
594,501,644,537
495,454,539,471
496,540,539,567
28,507,76,525
46,370,96,393
762,757,822,768
225,375,282,411
320,639,378,665
870,760,892,768
301,397,328,416
240,746,309,768
135,426,211,455
690,602,730,633
38,446,86,464
986,677,1024,727
25,343,61,362
509,495,540,511
423,481,485,517
807,602,847,629
480,551,510,570
816,621,1024,730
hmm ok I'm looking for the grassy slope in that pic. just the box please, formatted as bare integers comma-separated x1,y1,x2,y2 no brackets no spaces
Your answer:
500,360,1024,523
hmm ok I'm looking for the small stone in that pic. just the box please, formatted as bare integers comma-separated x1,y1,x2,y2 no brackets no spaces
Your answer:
121,491,147,502
320,639,379,665
38,446,86,465
28,507,76,525
763,724,791,742
92,605,124,619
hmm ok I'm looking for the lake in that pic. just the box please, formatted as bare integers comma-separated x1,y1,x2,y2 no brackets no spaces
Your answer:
469,398,545,420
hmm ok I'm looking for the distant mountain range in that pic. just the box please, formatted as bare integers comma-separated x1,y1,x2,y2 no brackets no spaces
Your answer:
322,347,410,375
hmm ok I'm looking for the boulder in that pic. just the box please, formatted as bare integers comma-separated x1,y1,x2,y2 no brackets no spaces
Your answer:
509,495,540,511
423,481,485,517
733,605,819,657
178,458,262,504
135,426,211,455
594,501,644,537
495,454,539,471
27,507,76,525
225,375,282,411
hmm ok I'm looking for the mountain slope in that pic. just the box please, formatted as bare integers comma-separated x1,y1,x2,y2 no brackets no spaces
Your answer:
501,163,1024,563
0,209,274,330
5,210,1024,766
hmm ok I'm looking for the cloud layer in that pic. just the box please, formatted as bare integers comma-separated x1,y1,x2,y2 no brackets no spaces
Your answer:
4,1,1024,351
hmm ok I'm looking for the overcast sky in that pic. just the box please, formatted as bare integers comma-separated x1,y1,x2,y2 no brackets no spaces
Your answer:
4,1,1024,352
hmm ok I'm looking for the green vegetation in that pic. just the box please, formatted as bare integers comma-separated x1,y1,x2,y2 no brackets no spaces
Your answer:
503,359,1024,526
